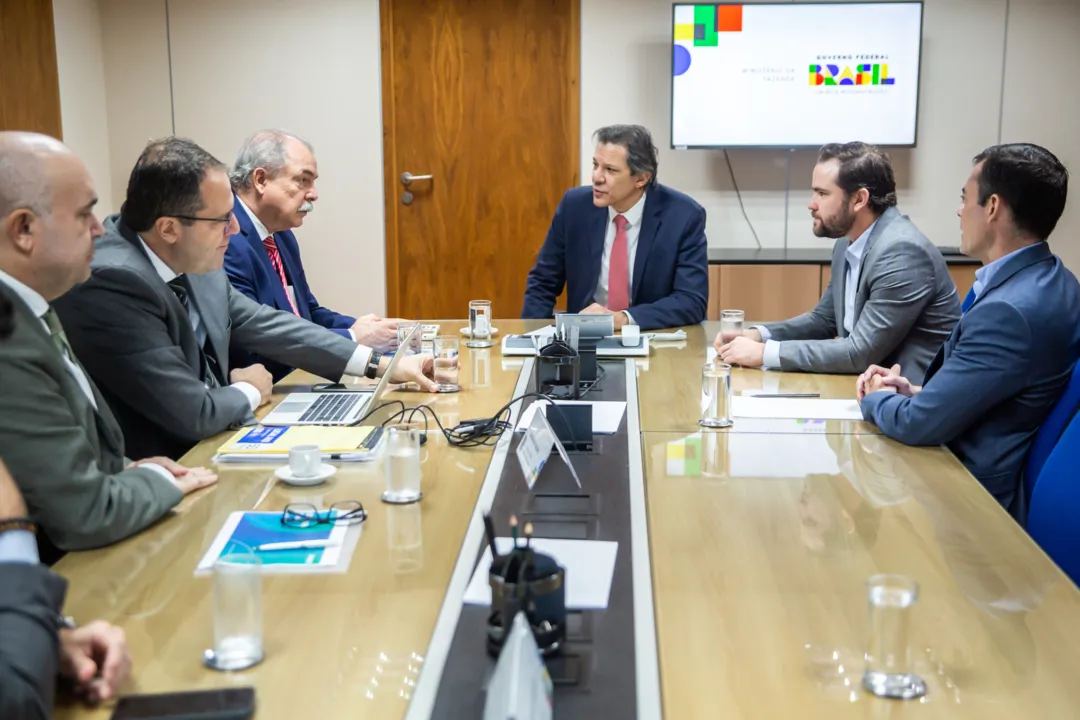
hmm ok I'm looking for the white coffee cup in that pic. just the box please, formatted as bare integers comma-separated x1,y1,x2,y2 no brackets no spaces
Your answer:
288,444,322,478
621,324,640,347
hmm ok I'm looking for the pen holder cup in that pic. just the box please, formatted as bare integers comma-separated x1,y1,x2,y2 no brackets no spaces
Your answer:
486,550,567,658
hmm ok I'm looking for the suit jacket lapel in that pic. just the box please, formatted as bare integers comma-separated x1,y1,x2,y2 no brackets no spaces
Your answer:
233,195,296,315
184,273,229,378
832,238,847,337
632,192,662,303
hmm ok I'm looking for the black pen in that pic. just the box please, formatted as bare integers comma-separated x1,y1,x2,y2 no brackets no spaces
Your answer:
754,393,821,398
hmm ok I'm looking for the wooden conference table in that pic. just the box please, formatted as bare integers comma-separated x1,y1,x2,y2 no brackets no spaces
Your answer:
54,321,1080,719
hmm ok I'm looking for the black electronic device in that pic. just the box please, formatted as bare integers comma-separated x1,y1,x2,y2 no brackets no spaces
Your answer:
110,688,255,720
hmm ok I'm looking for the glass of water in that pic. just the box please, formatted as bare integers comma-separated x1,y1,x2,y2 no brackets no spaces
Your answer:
700,362,733,428
207,551,264,671
382,427,422,504
433,335,461,391
467,299,494,348
862,574,926,699
397,321,421,355
719,309,745,344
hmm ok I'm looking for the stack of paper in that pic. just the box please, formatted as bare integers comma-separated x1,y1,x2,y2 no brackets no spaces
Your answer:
214,425,377,463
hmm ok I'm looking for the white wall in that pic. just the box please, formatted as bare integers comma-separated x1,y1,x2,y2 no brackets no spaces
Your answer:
580,0,1080,273
52,0,114,214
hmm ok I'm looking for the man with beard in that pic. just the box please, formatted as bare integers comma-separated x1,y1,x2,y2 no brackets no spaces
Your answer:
715,142,960,378
224,129,409,381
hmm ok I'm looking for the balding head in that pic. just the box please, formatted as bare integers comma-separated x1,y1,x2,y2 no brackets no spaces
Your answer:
0,131,102,301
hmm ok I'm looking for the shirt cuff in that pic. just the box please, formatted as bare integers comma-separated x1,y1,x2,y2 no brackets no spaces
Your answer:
753,325,772,342
231,382,262,411
139,462,178,486
347,328,357,342
763,339,782,369
0,529,40,564
623,311,636,327
343,344,374,378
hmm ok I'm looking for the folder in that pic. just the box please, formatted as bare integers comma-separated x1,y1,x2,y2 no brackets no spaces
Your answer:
214,425,379,463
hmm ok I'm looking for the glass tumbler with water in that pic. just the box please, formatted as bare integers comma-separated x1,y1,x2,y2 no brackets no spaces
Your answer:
700,362,733,428
207,552,264,671
382,427,422,504
862,574,926,699
397,321,421,355
720,309,745,344
433,335,461,391
467,300,494,347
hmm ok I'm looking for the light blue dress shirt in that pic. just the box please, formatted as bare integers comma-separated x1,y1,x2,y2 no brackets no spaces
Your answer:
757,220,878,368
0,530,40,564
971,243,1043,302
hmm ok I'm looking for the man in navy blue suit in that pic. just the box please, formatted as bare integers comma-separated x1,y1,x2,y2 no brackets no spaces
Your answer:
521,125,708,330
858,143,1080,515
225,129,406,380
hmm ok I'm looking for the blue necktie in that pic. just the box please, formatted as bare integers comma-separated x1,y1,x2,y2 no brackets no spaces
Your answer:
961,287,976,314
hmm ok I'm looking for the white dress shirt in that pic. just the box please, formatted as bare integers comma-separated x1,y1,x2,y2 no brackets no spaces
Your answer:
595,191,647,326
0,269,175,487
235,198,358,343
137,237,263,411
756,220,877,368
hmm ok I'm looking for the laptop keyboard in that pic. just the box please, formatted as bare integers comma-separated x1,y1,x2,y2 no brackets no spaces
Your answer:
298,393,364,423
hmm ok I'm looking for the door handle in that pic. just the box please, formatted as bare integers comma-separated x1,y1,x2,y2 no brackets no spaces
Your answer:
401,172,434,186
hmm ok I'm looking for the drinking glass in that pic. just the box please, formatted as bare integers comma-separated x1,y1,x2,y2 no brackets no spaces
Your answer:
862,574,926,699
397,322,421,355
382,428,422,504
467,300,494,348
433,335,461,391
701,362,733,428
206,551,264,671
720,309,745,344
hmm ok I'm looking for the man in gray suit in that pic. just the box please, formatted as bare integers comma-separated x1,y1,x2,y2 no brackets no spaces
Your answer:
54,137,437,460
715,142,960,378
0,458,132,718
0,132,217,556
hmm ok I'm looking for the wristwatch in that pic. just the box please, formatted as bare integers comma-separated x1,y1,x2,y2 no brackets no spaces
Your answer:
58,614,77,630
0,517,37,535
365,351,383,380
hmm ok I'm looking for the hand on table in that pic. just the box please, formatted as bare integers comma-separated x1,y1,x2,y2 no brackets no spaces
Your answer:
59,620,132,705
580,304,629,330
856,364,919,399
716,336,765,368
130,458,218,495
389,353,439,392
230,364,273,406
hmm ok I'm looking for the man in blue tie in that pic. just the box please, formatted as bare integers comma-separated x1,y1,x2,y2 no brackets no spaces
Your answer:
858,143,1080,513
225,129,409,380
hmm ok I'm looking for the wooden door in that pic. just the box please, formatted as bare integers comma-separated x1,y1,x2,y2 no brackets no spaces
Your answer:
381,0,579,319
0,0,62,138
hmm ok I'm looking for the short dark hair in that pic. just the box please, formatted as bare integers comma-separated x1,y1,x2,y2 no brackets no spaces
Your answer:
120,137,227,232
972,143,1069,242
817,142,897,215
593,125,659,188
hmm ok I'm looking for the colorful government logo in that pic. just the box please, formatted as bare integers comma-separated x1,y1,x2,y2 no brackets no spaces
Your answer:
809,63,896,86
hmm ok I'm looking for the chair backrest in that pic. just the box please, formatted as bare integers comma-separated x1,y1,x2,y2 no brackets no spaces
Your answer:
1024,361,1080,506
1027,410,1080,586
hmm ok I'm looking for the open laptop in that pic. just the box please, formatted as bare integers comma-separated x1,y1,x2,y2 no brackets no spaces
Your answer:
261,323,420,426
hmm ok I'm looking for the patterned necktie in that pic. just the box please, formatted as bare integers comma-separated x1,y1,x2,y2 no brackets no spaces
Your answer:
608,214,630,311
262,235,300,315
167,277,222,388
961,287,976,314
42,307,76,361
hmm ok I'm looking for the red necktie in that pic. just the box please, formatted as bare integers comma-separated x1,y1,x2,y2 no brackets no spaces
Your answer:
262,235,300,315
608,214,630,311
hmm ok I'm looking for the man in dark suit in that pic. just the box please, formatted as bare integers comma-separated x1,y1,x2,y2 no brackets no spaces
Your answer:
0,457,132,718
224,129,406,380
0,131,216,554
715,142,960,378
522,125,708,330
859,143,1080,514
54,137,438,461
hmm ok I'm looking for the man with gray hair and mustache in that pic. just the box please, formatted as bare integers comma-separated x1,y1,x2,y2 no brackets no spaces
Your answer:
225,129,408,381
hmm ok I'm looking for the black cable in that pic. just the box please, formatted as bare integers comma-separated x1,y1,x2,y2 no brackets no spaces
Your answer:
577,363,607,399
723,149,762,249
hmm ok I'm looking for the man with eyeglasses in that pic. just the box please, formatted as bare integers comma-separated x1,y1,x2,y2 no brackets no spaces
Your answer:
53,137,438,461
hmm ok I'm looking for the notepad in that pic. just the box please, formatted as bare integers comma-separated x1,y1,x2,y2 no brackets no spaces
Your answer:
214,425,376,463
195,511,362,575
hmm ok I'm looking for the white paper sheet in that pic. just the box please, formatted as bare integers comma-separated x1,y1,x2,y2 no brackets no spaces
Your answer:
514,400,627,435
464,538,618,610
731,395,863,421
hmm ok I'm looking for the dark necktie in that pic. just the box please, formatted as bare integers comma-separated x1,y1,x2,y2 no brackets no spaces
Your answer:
167,277,223,388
